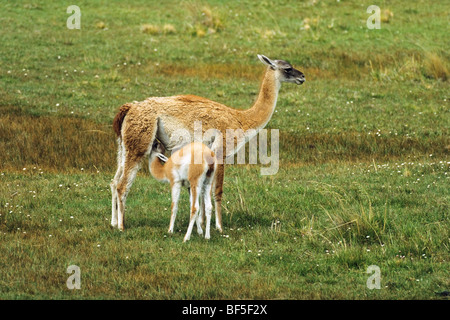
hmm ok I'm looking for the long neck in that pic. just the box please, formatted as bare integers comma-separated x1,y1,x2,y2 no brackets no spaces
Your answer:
149,156,167,182
241,67,281,131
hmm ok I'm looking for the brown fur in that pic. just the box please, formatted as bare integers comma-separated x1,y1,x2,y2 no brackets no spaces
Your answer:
115,68,278,159
112,103,132,137
175,94,212,104
149,142,215,185
149,158,167,181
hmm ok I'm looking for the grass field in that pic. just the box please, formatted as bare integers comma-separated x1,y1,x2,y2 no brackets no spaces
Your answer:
0,0,448,300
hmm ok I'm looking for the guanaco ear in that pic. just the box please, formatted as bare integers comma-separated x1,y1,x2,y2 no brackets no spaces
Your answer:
257,54,277,69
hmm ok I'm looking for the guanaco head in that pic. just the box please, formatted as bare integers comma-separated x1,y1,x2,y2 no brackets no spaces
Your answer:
257,54,305,85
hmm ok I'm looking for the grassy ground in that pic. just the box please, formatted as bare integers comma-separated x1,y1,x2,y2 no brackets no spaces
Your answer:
0,162,448,299
0,0,448,299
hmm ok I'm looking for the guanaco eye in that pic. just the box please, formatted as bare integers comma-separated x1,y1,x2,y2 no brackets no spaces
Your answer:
284,68,292,73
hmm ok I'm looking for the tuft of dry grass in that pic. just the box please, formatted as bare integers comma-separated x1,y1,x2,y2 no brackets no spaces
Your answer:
140,24,160,35
95,21,107,29
381,9,394,23
310,181,388,245
198,6,223,31
368,50,449,82
185,3,224,37
162,24,177,35
140,23,177,36
423,52,449,81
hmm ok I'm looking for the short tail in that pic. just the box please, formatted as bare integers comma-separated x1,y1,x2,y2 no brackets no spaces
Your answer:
112,104,132,138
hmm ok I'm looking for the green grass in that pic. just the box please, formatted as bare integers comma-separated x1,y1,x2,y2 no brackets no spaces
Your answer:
0,0,448,299
0,162,448,299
